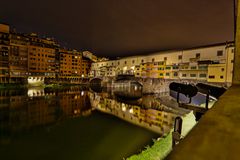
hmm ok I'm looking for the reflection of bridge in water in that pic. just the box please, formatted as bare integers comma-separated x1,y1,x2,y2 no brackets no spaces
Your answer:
88,91,190,135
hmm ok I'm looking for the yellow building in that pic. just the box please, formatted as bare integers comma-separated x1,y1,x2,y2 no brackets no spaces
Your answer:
207,64,226,83
134,65,141,77
140,61,165,78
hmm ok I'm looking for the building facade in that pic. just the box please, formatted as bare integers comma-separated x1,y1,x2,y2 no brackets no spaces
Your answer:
0,22,93,84
9,33,29,83
91,43,234,86
0,23,10,83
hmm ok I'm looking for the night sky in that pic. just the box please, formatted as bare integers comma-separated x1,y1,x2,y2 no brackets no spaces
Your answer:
0,0,234,57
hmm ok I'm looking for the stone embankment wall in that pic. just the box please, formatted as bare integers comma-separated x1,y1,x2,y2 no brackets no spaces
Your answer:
101,77,229,94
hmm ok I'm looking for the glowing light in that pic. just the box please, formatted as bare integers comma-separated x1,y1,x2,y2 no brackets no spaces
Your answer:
74,109,78,114
122,106,126,111
129,108,133,114
81,91,84,96
134,86,138,91
27,77,44,86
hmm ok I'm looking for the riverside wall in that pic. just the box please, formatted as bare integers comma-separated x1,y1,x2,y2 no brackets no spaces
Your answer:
100,77,229,94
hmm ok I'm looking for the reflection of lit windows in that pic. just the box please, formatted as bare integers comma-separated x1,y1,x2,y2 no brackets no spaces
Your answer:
134,86,138,91
81,91,84,96
122,106,126,111
129,108,133,114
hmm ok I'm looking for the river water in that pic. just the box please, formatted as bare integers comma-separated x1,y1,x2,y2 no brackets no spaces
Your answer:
0,86,192,160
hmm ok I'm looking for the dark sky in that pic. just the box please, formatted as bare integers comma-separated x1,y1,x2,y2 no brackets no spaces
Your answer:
0,0,234,57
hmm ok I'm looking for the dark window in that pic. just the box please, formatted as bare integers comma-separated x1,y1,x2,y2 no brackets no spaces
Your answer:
221,68,224,72
217,50,223,56
174,72,178,76
125,61,127,64
166,73,170,76
173,66,179,69
164,57,167,61
199,66,208,70
196,53,200,58
182,74,187,77
141,59,144,63
132,60,135,64
209,75,215,79
199,74,207,78
220,76,224,79
190,74,196,77
178,55,182,60
152,58,155,62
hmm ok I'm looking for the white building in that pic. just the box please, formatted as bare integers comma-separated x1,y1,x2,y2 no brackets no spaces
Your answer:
91,42,234,85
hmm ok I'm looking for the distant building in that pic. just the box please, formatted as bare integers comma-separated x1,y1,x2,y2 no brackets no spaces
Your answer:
0,22,94,85
58,49,82,79
82,56,93,77
83,51,97,62
0,23,10,83
9,33,29,83
91,42,234,86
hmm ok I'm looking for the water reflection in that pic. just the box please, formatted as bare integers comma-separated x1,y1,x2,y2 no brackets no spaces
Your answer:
0,86,190,137
0,86,92,138
0,86,193,160
88,91,189,135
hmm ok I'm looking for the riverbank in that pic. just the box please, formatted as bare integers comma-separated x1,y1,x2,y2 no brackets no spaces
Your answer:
127,133,172,160
127,111,197,160
0,83,89,90
0,84,28,89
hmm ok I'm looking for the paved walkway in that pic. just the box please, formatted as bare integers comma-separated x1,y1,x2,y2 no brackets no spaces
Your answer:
166,85,240,160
